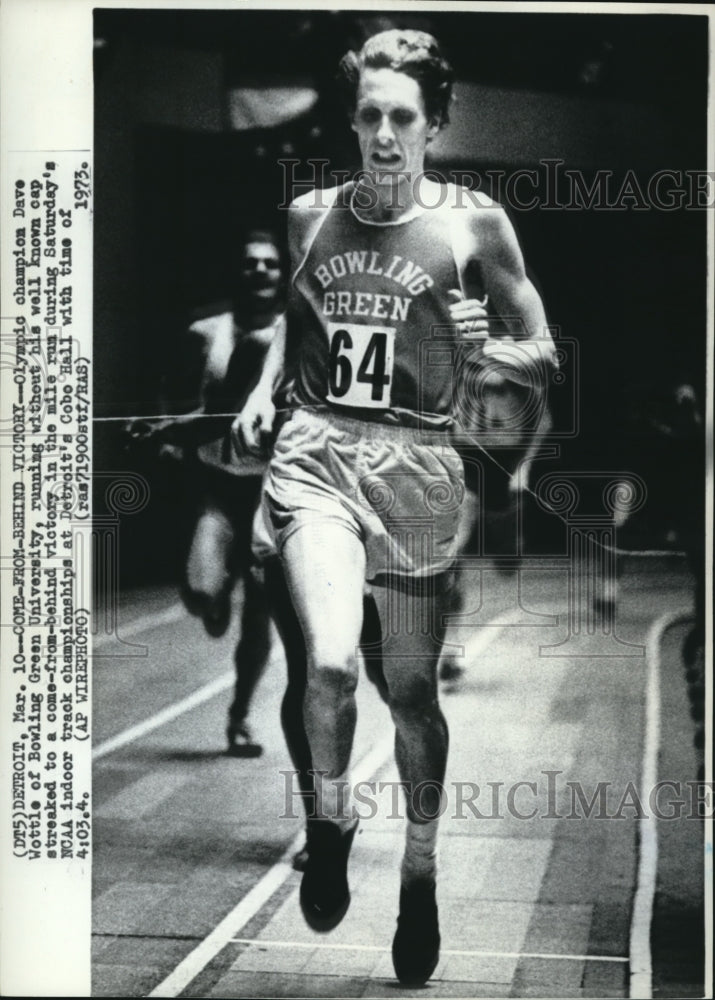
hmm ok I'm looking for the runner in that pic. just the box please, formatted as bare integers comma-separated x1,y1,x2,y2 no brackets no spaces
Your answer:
128,230,285,756
235,29,556,987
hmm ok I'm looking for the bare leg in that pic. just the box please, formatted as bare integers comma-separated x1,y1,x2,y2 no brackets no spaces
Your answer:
227,566,272,756
361,590,388,703
184,502,234,637
263,557,313,793
266,556,386,869
439,486,479,681
264,555,314,869
371,574,452,987
371,577,451,824
280,522,366,821
279,521,366,930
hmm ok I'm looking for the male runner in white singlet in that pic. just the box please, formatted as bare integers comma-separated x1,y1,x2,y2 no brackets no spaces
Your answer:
129,232,285,756
235,30,556,987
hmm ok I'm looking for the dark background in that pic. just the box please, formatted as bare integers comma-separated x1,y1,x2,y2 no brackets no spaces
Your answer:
93,9,708,584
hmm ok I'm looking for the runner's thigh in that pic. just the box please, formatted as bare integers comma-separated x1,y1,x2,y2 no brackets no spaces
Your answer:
281,521,367,671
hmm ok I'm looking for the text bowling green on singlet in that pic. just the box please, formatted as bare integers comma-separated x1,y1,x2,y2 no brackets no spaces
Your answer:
291,185,463,430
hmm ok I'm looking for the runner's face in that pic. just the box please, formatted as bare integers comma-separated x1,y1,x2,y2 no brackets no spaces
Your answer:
352,67,438,183
240,241,282,305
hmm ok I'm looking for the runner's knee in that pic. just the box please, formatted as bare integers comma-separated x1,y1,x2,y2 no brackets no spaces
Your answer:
185,575,229,608
387,675,438,721
306,654,359,700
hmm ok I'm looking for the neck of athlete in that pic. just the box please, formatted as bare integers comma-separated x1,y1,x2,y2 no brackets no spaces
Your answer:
233,300,282,332
355,170,424,224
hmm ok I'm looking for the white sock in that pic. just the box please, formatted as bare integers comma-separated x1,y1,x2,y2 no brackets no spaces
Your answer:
316,770,357,832
401,818,438,885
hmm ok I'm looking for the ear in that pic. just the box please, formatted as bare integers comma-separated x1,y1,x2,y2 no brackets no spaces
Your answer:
426,117,441,143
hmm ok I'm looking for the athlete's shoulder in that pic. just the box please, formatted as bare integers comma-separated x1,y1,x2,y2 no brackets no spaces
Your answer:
290,184,345,216
443,184,517,246
440,182,499,213
188,309,234,340
289,185,347,258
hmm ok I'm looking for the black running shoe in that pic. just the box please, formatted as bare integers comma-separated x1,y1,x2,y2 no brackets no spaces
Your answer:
392,879,440,987
439,655,464,682
293,818,320,871
292,842,309,872
202,592,232,638
226,722,263,758
299,819,358,932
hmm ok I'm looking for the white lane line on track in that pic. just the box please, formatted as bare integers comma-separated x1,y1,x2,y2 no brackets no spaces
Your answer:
230,938,629,963
92,605,524,764
147,613,520,998
93,600,187,650
92,671,235,761
629,608,693,1000
91,550,681,652
146,730,393,999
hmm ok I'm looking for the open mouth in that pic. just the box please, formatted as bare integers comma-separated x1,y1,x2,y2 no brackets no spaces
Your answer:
371,151,402,169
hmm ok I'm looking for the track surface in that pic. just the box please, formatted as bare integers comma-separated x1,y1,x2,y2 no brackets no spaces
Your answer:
92,555,707,998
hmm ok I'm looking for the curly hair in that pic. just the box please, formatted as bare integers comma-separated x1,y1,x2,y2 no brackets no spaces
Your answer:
337,29,454,129
236,229,285,267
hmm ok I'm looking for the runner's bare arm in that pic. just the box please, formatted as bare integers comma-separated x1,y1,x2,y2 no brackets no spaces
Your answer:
476,207,556,381
231,321,285,455
231,199,317,455
126,328,210,445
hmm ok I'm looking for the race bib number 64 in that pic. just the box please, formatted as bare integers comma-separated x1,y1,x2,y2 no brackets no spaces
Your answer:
326,321,395,409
